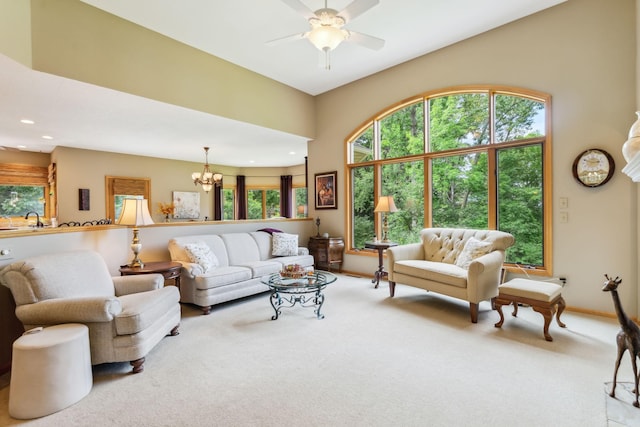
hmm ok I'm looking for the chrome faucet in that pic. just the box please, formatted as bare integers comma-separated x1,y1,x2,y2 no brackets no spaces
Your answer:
25,211,43,227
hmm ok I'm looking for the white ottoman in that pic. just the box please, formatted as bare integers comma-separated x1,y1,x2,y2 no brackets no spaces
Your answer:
9,324,93,419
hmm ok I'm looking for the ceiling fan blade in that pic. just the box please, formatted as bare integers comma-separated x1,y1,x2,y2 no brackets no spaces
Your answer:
347,31,385,50
281,0,317,20
339,0,380,22
266,32,308,47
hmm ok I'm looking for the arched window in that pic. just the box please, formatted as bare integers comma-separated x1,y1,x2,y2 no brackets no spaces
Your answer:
346,85,551,274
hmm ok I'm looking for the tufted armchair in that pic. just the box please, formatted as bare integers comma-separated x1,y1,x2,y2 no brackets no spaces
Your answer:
0,250,181,373
387,228,515,323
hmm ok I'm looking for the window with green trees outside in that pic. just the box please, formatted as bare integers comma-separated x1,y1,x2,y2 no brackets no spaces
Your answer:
223,188,235,220
347,86,550,272
247,189,280,219
0,185,46,217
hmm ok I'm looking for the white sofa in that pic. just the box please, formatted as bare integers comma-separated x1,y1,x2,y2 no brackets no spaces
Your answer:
168,231,314,314
387,228,515,323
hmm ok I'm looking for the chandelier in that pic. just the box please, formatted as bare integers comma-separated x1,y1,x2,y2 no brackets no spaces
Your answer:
192,147,222,193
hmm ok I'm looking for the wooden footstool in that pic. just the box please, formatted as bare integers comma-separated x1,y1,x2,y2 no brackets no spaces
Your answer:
494,278,567,341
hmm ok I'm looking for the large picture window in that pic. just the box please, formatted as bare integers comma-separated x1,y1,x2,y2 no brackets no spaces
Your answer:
346,86,551,274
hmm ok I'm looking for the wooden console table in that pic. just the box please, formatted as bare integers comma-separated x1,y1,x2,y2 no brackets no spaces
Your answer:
308,236,345,272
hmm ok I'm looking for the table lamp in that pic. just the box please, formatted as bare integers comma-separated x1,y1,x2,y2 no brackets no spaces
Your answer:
374,196,398,242
117,198,154,268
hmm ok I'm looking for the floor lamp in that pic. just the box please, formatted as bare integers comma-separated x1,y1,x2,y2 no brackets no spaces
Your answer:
374,196,398,243
117,199,154,268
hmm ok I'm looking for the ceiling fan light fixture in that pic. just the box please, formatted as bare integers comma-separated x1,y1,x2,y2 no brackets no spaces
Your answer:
307,25,348,51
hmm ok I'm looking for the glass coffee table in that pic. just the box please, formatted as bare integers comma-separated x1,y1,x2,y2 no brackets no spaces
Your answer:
261,271,337,320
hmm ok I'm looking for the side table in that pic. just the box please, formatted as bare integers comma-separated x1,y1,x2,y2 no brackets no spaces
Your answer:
364,241,398,288
119,261,182,288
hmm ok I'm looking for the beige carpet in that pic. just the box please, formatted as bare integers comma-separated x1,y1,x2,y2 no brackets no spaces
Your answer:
0,274,637,426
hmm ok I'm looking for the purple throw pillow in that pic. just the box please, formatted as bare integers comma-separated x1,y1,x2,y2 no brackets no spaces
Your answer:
258,228,282,235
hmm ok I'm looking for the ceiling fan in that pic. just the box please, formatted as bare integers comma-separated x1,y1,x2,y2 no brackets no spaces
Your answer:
267,0,385,70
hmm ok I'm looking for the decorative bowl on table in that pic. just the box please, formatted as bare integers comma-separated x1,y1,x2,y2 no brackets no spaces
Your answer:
280,264,306,279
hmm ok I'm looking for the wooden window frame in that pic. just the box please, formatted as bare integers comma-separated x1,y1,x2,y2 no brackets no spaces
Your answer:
105,176,151,223
0,163,52,218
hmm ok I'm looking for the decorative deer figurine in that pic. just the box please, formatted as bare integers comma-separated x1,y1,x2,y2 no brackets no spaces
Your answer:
602,274,640,407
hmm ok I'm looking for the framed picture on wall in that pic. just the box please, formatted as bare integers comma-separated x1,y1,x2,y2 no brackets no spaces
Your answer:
315,171,337,209
173,191,200,219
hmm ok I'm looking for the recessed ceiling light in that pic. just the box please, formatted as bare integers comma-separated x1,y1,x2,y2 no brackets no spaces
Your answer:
249,160,255,163
289,151,296,155
42,135,53,140
17,145,26,149
20,119,35,124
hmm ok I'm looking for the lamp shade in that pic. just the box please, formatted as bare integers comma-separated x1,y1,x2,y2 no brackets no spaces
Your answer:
117,199,154,226
308,26,348,51
374,196,398,213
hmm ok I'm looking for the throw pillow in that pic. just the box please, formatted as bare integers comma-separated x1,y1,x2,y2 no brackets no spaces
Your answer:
258,227,283,235
272,233,299,256
183,241,219,273
455,237,493,269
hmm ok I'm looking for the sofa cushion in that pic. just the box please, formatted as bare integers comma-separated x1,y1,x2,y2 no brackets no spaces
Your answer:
273,254,315,268
250,231,276,261
272,233,298,256
220,233,261,265
234,260,282,278
183,241,219,273
194,266,253,290
455,237,492,269
421,228,514,264
394,260,468,288
114,286,179,335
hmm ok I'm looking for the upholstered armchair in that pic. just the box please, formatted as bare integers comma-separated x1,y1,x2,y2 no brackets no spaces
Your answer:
0,250,181,373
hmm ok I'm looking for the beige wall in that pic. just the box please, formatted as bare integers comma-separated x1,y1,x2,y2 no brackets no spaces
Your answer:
51,146,306,223
0,150,49,166
0,0,31,67
310,0,638,315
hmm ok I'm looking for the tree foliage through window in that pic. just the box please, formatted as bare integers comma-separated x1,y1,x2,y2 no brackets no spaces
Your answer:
347,86,550,271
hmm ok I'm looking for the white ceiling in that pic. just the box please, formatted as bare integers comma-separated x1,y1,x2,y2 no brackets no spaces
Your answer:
0,0,565,167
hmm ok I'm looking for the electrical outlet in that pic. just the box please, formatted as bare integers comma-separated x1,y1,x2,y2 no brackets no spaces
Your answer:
559,212,568,223
559,197,568,209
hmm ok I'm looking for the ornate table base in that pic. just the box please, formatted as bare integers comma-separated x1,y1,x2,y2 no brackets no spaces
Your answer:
270,289,325,320
262,271,337,320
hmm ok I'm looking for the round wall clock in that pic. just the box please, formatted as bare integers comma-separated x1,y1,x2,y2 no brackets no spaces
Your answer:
572,148,615,187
